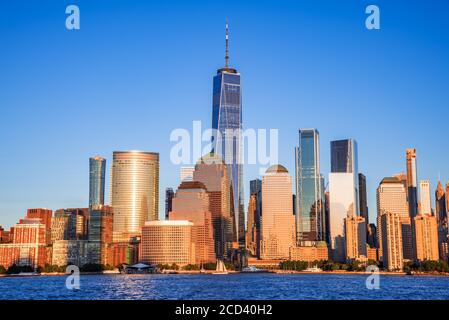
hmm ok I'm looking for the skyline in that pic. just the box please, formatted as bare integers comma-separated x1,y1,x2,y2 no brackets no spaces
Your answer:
1,1,449,228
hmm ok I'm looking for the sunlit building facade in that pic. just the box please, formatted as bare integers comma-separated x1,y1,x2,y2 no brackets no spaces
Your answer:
193,153,233,258
414,214,439,261
406,148,419,219
260,165,295,260
344,216,367,260
380,211,404,271
376,177,414,261
329,139,359,262
419,180,431,215
169,181,216,265
111,151,159,242
140,220,194,266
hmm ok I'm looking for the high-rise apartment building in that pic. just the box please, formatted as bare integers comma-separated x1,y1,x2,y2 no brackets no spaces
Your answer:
260,165,295,260
329,139,359,262
89,156,106,208
169,181,216,265
344,216,367,260
111,151,159,242
295,129,325,244
414,214,439,261
406,148,419,219
380,211,404,271
419,180,431,215
211,21,244,247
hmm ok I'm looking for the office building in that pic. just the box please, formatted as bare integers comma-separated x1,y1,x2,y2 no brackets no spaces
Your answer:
89,156,106,208
246,179,262,257
376,177,414,261
211,20,244,247
165,187,175,220
180,166,195,182
169,181,216,265
88,205,113,265
52,208,89,241
359,173,369,228
435,181,449,260
193,153,233,258
295,129,325,244
260,165,295,260
111,151,159,242
140,220,194,266
329,139,359,262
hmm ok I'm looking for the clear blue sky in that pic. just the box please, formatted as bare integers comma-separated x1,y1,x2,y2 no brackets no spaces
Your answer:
1,0,448,228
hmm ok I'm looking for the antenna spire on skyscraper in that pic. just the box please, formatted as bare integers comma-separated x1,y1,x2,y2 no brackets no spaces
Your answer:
225,17,229,68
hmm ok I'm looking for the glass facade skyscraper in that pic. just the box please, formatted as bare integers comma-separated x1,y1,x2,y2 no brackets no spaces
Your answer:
111,151,159,242
89,156,106,208
329,139,359,262
211,21,244,247
295,129,325,244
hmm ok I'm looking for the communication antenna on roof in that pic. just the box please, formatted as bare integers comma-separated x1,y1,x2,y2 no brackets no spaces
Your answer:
225,17,229,68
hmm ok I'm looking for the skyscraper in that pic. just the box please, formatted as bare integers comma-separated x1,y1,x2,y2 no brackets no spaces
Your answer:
358,173,369,226
435,181,448,260
211,20,244,247
169,181,216,265
380,211,404,271
329,139,359,262
165,187,174,220
406,149,418,219
344,216,367,260
376,177,414,261
414,214,439,261
246,179,262,257
193,153,233,258
260,165,295,260
180,166,195,182
89,156,106,208
419,180,432,215
88,205,113,265
295,129,325,244
111,151,159,242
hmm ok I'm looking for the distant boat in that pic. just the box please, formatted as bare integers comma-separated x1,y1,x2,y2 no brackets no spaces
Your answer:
199,262,206,274
304,266,322,273
10,272,39,277
212,259,228,275
241,266,266,273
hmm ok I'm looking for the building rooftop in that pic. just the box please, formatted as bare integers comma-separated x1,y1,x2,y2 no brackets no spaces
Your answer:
266,164,289,174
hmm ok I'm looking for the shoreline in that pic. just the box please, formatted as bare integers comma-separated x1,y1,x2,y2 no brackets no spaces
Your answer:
2,270,449,277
